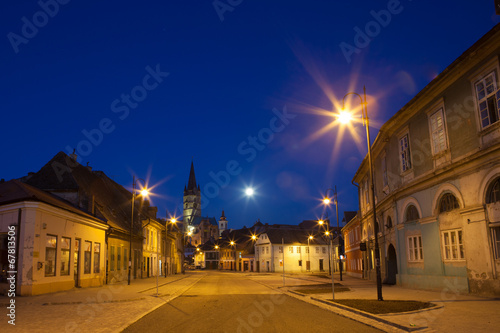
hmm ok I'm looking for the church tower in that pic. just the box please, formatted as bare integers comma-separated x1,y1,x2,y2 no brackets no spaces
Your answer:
183,161,201,232
219,210,228,237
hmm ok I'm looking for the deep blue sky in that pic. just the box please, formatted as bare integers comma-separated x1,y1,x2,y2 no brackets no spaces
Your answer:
1,1,499,229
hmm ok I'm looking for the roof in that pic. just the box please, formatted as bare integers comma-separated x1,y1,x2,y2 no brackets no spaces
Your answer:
191,216,218,226
184,161,199,195
261,228,329,246
24,151,156,235
0,179,107,226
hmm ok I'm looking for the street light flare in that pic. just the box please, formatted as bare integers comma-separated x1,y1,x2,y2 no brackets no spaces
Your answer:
338,110,352,124
323,197,331,205
245,187,254,196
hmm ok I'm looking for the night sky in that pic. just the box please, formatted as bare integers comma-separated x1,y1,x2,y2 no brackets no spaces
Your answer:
1,1,499,229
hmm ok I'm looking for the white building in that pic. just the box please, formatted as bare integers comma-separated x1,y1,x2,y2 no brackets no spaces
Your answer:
255,228,331,273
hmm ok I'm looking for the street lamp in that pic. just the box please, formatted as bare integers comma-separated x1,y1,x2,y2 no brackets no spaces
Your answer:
325,230,334,300
165,217,177,277
340,86,383,301
129,175,149,285
230,241,236,271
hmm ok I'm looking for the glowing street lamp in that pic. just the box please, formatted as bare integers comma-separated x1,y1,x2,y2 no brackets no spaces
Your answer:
340,86,383,301
129,176,149,285
245,187,255,196
230,241,236,271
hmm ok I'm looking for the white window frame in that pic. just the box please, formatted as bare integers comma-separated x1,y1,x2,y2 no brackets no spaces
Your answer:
491,227,500,260
441,229,465,261
474,70,500,129
399,133,412,173
407,235,423,262
428,106,448,155
289,246,293,254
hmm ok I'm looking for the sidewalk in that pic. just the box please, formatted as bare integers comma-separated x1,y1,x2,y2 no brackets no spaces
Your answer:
1,271,206,332
250,272,500,332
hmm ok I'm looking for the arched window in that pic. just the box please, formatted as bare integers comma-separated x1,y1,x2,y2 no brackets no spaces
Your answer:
487,178,500,204
439,193,459,213
405,205,420,222
386,216,393,229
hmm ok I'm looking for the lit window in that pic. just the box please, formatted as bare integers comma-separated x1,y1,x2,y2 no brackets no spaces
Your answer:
289,247,293,253
305,246,309,254
439,193,459,213
94,243,101,273
399,134,412,172
475,71,500,129
110,246,115,271
442,230,464,260
45,235,57,277
60,237,71,276
429,108,448,154
296,247,301,254
84,241,91,274
407,235,423,262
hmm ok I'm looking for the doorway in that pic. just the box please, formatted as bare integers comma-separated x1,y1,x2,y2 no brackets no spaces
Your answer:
74,239,80,287
384,244,397,285
319,259,324,271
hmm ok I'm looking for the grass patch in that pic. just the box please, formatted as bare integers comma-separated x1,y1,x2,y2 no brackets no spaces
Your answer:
332,299,434,314
293,283,350,294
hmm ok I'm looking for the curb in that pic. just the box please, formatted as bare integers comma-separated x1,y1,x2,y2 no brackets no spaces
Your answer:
310,297,428,332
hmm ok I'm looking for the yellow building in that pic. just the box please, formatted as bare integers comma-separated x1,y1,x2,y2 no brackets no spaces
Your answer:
0,180,108,296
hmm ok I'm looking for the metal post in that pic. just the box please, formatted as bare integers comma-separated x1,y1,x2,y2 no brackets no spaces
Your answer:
362,86,383,301
307,237,310,272
331,236,335,300
128,176,135,285
282,237,285,287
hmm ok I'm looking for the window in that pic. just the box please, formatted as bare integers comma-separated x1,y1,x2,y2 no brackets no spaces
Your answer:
123,248,127,273
278,246,283,253
439,193,459,213
429,108,448,154
322,247,326,254
110,246,115,271
487,178,500,204
266,246,269,254
442,230,464,260
117,247,121,270
491,227,500,259
405,205,420,222
305,246,309,254
399,134,412,172
60,237,71,276
364,179,369,204
386,216,393,229
289,246,293,253
298,260,302,266
94,243,100,273
315,247,319,254
296,247,301,254
475,70,500,128
407,235,423,262
45,235,57,277
382,156,388,188
84,241,91,274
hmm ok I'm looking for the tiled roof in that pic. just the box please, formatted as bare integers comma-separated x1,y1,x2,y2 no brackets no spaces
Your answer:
24,151,155,235
0,179,106,225
192,216,218,226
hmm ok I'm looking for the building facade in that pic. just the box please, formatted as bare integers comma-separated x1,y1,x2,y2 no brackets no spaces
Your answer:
351,24,500,296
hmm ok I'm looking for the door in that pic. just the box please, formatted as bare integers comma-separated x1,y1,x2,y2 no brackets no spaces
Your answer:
74,239,80,287
319,259,324,271
384,244,397,285
306,261,310,271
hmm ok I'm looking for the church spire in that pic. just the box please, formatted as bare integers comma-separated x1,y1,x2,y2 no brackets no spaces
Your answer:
187,161,197,191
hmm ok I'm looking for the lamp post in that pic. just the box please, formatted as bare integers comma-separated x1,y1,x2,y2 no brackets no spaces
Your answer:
230,241,236,271
307,235,313,272
325,230,334,300
215,245,220,270
324,186,341,278
128,176,148,285
341,86,383,301
165,218,177,278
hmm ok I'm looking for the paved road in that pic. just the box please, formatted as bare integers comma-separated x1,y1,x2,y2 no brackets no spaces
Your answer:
123,271,383,333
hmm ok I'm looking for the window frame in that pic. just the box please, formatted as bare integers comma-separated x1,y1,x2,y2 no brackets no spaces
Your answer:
60,237,71,276
491,227,500,259
439,193,460,213
45,234,57,277
399,133,412,173
428,106,449,155
441,229,465,261
94,243,101,273
474,70,500,129
407,235,423,262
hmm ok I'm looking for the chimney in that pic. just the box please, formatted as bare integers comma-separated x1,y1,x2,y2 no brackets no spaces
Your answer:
70,149,77,162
